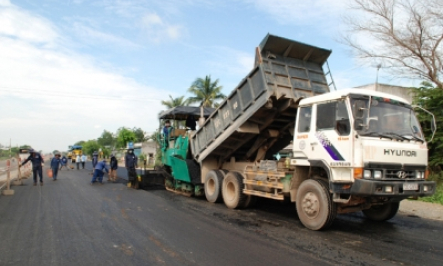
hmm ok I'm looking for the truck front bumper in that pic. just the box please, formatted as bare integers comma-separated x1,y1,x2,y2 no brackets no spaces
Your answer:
348,179,435,198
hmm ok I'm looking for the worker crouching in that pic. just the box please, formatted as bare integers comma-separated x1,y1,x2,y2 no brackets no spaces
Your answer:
91,159,109,184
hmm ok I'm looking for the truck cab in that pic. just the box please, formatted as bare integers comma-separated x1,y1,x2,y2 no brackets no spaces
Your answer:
292,89,435,228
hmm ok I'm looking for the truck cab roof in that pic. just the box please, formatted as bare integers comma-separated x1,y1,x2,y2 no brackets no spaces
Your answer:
298,88,411,106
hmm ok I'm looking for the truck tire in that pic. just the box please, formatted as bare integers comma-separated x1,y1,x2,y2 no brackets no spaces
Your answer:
296,179,337,231
362,202,399,222
241,195,257,209
218,169,229,178
204,170,224,203
222,172,248,209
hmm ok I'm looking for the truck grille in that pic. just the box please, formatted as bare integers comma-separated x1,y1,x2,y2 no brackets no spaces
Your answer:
365,162,426,180
385,170,415,179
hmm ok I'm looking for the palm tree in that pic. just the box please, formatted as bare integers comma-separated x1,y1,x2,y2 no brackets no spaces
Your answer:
161,95,189,108
187,75,225,107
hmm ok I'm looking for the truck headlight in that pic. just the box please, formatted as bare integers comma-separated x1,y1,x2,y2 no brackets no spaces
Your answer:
415,171,421,179
363,170,372,179
384,186,393,193
374,170,382,179
415,171,425,179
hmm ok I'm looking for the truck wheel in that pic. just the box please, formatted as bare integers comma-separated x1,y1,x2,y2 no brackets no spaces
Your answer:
222,172,247,209
362,202,399,221
241,195,257,209
296,179,337,231
204,170,224,203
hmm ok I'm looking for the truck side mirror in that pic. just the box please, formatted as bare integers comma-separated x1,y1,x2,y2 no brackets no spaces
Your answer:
412,105,437,143
354,119,364,131
353,100,367,118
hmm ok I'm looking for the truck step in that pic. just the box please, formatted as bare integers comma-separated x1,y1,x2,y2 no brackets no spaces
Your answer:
243,189,284,200
243,179,284,189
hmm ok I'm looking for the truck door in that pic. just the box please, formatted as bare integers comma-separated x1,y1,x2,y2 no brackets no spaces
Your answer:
295,99,352,177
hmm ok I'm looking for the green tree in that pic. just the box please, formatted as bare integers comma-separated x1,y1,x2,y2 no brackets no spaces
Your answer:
82,140,101,157
413,82,443,168
101,147,111,158
116,127,136,148
187,75,225,107
52,150,60,155
97,130,115,147
161,95,189,108
133,127,146,143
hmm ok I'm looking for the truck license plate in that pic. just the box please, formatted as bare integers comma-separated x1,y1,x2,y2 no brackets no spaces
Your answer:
403,183,418,191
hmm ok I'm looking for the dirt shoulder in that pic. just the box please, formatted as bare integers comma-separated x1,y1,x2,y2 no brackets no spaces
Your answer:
399,200,443,221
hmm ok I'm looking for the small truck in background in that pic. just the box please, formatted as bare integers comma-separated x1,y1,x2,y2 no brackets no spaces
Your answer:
143,34,436,230
68,145,83,163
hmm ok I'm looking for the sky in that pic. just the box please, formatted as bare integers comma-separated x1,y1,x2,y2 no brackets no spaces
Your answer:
0,0,421,153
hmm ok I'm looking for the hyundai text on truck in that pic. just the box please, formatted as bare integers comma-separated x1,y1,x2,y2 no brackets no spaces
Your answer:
142,34,436,230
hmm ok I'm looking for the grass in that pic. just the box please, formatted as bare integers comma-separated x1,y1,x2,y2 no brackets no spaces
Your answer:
419,173,443,205
420,182,443,205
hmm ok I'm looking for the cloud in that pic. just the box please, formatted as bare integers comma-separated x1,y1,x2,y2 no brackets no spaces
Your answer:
0,3,59,45
71,22,141,48
0,0,11,7
140,13,186,43
0,2,166,152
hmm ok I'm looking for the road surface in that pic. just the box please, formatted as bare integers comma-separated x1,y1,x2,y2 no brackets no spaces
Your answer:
0,162,442,266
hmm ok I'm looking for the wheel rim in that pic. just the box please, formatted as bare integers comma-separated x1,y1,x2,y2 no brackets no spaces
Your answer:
301,191,320,219
225,181,235,201
207,178,215,195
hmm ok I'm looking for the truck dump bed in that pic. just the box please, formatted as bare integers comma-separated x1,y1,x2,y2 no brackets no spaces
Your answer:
190,34,331,163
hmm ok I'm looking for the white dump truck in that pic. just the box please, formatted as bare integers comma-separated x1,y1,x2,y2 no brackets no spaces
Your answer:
149,34,436,230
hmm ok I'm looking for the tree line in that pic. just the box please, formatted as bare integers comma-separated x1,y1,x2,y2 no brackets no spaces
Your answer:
60,127,146,158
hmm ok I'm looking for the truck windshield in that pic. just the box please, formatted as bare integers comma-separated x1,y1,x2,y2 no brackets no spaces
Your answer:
350,96,424,141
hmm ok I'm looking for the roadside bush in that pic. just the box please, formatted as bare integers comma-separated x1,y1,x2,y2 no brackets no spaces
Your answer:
420,183,443,205
420,173,443,205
